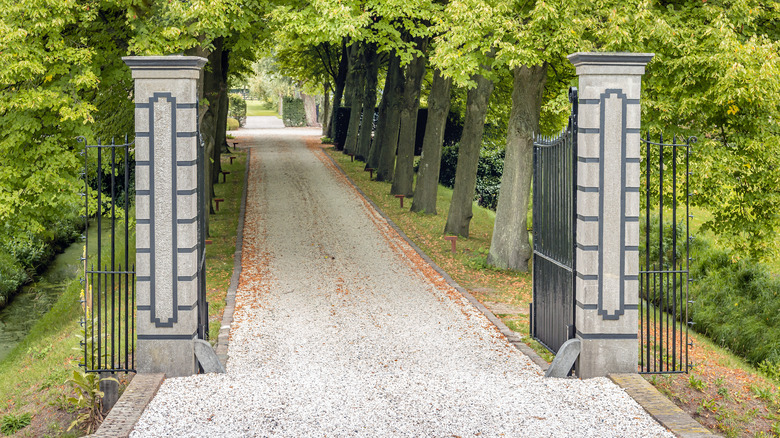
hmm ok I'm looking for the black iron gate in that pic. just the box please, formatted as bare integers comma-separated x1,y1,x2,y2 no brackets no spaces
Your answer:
79,136,136,373
531,88,578,354
639,133,694,374
196,121,209,340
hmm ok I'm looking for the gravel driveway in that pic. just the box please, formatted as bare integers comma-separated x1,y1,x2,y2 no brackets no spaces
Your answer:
131,128,673,437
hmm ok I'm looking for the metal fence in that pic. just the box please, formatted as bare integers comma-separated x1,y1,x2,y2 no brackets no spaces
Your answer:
639,133,694,374
79,136,136,373
531,88,578,354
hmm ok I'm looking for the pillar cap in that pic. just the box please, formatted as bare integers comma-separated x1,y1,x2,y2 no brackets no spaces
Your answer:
123,55,208,79
568,52,654,75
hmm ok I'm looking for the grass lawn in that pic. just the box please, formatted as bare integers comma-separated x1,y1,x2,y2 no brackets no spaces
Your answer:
205,151,247,341
0,151,247,437
246,100,281,118
326,145,780,438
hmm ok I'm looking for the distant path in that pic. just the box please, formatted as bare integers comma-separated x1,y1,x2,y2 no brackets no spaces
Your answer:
131,128,672,437
242,115,284,129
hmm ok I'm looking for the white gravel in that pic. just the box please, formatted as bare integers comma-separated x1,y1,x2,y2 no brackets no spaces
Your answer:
131,128,674,437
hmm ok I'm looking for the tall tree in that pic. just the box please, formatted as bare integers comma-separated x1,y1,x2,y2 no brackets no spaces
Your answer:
443,72,495,236
391,37,430,197
486,65,547,269
367,54,401,171
343,42,367,155
411,70,453,214
356,47,381,160
375,55,405,182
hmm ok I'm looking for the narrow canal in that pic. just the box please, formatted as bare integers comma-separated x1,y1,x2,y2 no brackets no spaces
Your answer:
0,221,117,363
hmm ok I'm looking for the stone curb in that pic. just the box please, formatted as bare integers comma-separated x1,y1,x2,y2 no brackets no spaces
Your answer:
609,374,717,437
215,147,251,368
88,373,165,438
323,149,715,438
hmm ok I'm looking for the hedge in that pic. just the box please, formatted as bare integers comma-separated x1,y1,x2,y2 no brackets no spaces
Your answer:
228,93,247,127
282,97,306,127
640,219,780,370
437,140,504,210
333,107,350,150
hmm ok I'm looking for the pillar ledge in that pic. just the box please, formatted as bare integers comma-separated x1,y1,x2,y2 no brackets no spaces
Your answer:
568,52,654,76
123,56,208,79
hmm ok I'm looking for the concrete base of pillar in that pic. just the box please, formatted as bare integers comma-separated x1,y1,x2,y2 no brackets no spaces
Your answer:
577,337,638,379
136,339,196,377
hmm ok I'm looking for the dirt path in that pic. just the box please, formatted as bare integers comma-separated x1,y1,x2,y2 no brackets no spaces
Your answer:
131,128,672,437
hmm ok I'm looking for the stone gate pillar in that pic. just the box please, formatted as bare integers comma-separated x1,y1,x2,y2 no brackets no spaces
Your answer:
568,52,653,379
123,56,207,377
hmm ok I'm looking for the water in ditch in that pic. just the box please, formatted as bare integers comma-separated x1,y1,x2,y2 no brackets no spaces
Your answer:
0,221,117,363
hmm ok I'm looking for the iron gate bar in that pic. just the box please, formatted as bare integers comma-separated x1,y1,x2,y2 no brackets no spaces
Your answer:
79,136,136,374
531,87,578,354
639,133,695,374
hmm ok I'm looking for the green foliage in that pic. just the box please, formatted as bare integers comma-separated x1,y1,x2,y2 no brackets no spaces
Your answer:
759,359,780,383
438,140,505,210
282,97,306,127
689,374,708,391
0,212,82,307
64,370,115,434
228,94,247,127
688,235,780,367
227,117,240,131
0,412,31,435
636,1,780,259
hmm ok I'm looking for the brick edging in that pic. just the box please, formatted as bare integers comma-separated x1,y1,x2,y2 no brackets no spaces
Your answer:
320,149,550,372
89,373,165,438
215,147,251,368
609,374,717,437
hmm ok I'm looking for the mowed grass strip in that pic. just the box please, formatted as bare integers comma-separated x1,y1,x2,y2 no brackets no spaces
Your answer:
206,150,247,342
246,100,281,118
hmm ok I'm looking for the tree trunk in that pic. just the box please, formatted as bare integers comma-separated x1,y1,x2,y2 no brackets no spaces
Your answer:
344,43,367,155
367,54,399,171
411,70,452,214
215,49,230,158
356,45,379,161
391,37,429,197
199,38,226,223
322,82,331,136
327,38,349,139
443,73,495,237
302,93,318,126
376,55,404,182
487,64,547,271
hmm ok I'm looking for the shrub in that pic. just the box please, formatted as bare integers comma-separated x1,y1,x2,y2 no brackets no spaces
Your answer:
443,110,463,147
641,223,780,368
282,97,306,127
437,140,505,210
228,93,247,127
226,117,239,131
0,211,82,309
688,243,780,366
1,412,31,435
0,252,28,307
415,108,428,156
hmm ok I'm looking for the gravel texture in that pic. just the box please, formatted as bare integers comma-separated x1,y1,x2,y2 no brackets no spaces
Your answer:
131,128,674,437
